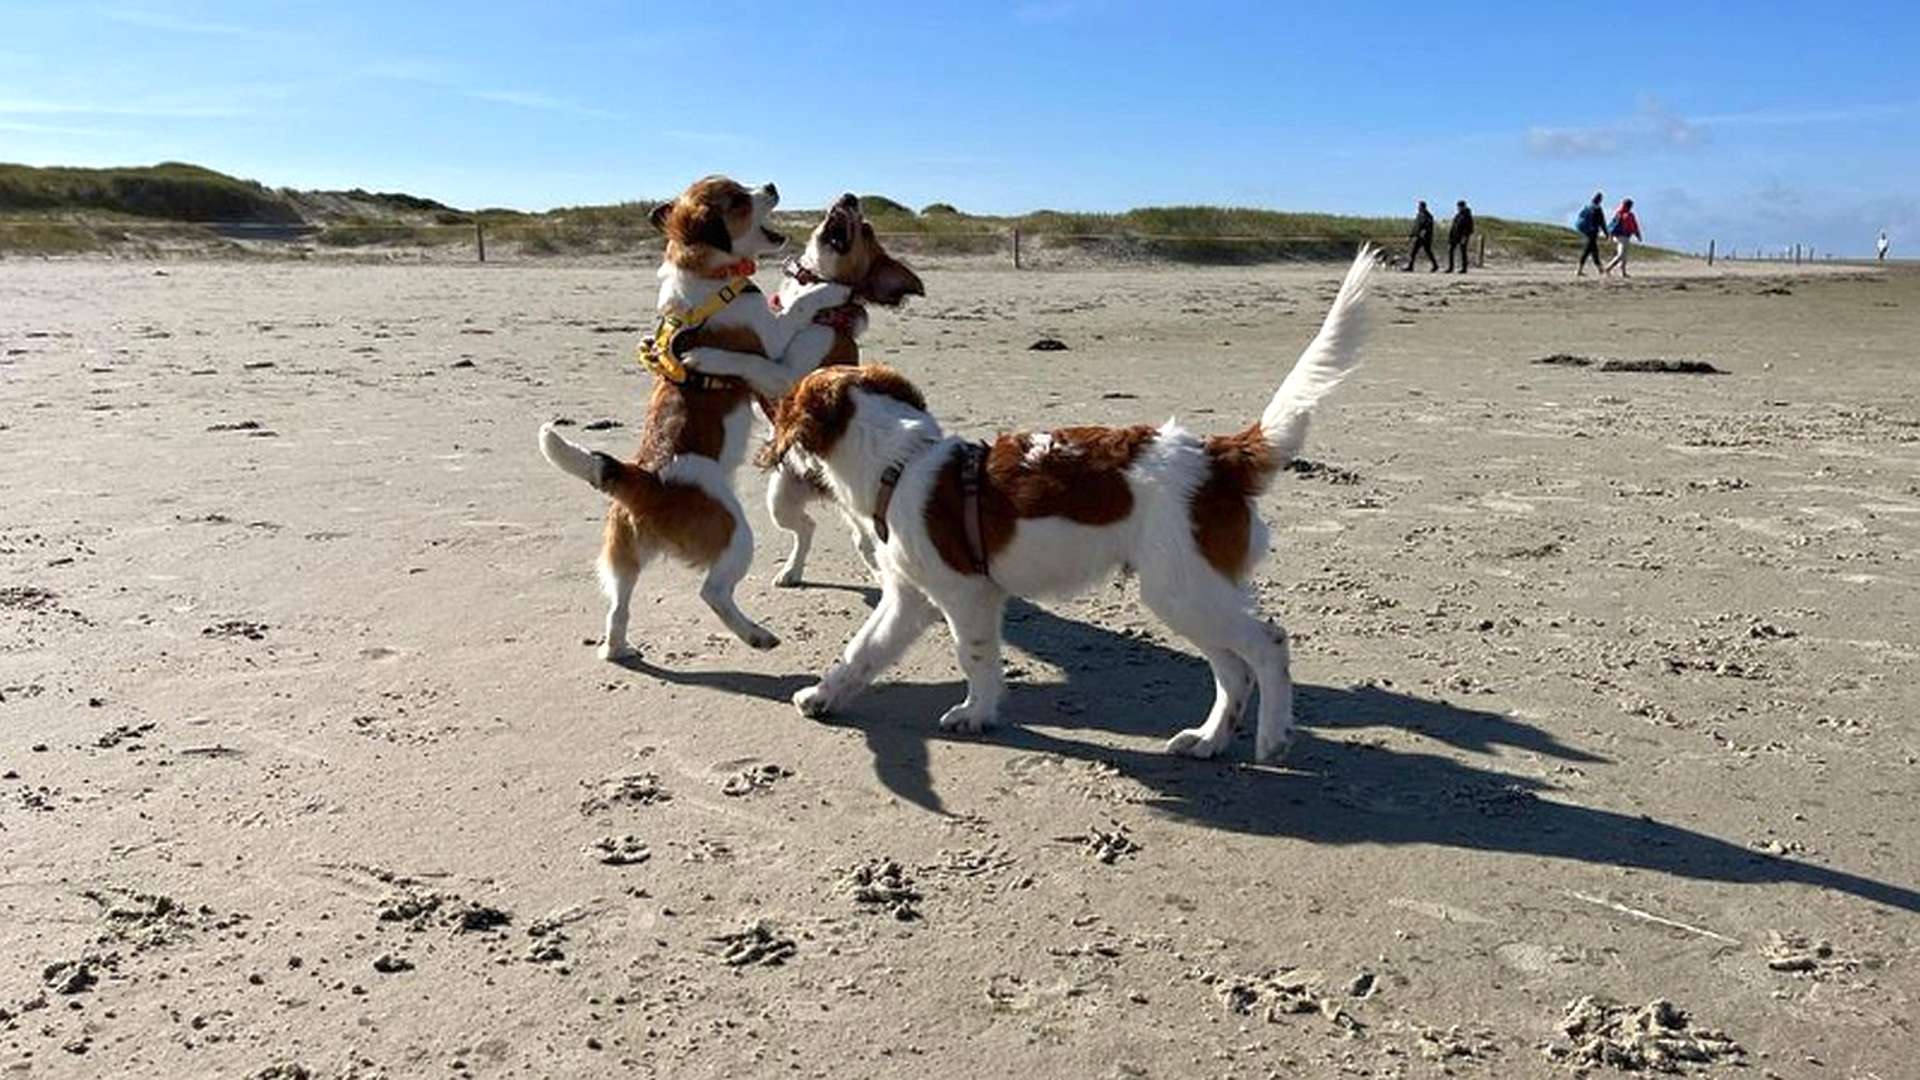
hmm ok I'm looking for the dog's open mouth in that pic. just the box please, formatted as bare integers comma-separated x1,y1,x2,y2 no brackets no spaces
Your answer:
761,225,787,247
821,207,858,254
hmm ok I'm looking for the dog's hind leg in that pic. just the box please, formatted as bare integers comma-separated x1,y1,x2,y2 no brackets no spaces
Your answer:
1141,574,1293,762
845,511,880,575
767,462,817,588
1248,617,1296,761
936,586,1009,734
700,495,780,650
793,578,939,718
1163,647,1254,759
597,509,654,661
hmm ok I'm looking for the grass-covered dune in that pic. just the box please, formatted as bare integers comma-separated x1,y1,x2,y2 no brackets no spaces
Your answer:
0,161,1639,263
0,162,303,222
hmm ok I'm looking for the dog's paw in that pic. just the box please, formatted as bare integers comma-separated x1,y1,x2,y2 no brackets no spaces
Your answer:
793,684,832,719
1166,728,1225,759
1254,726,1296,764
598,639,637,662
739,626,781,651
772,564,805,588
937,705,996,734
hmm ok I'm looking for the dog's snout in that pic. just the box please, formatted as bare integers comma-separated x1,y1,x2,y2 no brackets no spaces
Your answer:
760,182,779,204
835,192,859,210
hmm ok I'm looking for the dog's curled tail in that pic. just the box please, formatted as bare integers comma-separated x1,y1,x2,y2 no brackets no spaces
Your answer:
1258,244,1377,463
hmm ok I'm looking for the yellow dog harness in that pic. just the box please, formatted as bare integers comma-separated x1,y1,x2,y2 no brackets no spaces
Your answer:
636,273,755,387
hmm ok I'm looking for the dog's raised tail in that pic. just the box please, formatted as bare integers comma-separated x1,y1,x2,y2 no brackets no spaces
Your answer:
1257,244,1377,463
539,422,612,487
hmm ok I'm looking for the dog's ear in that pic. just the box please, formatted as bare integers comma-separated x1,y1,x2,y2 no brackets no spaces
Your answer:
648,202,672,232
691,204,733,253
862,248,924,307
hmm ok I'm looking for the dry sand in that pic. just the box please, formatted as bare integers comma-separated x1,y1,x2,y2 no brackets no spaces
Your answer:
2,254,1917,1078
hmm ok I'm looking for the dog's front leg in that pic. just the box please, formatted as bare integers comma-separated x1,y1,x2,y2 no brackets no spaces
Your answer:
759,281,851,356
936,588,1008,733
679,346,797,399
778,323,838,382
793,579,938,718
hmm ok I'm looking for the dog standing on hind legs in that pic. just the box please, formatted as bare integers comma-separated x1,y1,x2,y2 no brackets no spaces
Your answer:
538,176,852,660
761,193,924,587
764,247,1379,762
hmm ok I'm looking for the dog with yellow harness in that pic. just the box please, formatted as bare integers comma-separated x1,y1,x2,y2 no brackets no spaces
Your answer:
538,175,851,659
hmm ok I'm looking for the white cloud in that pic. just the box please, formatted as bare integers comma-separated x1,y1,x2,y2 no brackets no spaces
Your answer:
0,96,243,119
99,7,265,38
1638,182,1917,257
1526,97,1705,159
465,89,617,119
0,119,131,137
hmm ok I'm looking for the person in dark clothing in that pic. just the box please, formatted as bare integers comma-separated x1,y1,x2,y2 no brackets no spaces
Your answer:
1575,191,1606,276
1446,199,1475,273
1404,200,1437,272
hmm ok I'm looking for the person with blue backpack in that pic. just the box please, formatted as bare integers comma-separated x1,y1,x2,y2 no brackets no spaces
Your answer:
1575,192,1607,276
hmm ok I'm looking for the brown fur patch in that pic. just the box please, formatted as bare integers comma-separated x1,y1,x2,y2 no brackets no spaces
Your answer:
1191,424,1279,579
603,505,643,579
830,219,923,306
655,176,754,270
607,308,763,568
924,425,1158,576
634,378,755,470
763,364,927,467
596,463,735,567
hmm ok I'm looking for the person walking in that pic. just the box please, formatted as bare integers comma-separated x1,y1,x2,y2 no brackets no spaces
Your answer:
1404,200,1437,272
1602,197,1641,277
1446,199,1476,273
1878,230,1891,261
1575,191,1607,275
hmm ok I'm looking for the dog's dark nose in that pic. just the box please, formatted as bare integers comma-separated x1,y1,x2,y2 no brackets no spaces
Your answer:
761,182,778,202
835,192,859,210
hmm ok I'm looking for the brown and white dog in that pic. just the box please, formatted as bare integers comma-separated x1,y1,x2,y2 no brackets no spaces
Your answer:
763,193,924,586
537,176,851,659
764,248,1377,761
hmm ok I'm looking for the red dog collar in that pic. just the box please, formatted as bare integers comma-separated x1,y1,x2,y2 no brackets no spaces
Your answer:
701,258,757,280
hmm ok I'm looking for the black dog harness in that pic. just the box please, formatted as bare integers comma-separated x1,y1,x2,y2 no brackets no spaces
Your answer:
872,441,992,576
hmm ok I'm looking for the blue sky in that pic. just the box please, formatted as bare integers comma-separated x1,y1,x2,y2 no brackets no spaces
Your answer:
3,1,1917,254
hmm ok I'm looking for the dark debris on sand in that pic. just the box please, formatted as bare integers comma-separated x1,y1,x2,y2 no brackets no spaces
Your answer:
1533,353,1724,374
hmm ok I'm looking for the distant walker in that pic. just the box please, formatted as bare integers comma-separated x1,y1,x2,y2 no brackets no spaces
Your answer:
1575,192,1607,277
1447,200,1475,274
1404,200,1438,272
1602,198,1642,278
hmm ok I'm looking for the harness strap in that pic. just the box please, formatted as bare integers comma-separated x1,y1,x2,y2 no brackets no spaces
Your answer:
872,462,904,543
959,440,990,576
637,274,757,387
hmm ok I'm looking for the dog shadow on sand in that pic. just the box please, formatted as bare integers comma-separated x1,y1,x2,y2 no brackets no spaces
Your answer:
625,585,1920,915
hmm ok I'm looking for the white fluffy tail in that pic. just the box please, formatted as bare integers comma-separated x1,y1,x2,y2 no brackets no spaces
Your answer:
539,422,610,490
1258,245,1377,462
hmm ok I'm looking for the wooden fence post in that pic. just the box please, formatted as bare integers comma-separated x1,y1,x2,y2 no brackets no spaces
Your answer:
1707,239,1714,266
1011,227,1021,270
1477,234,1485,268
475,221,486,263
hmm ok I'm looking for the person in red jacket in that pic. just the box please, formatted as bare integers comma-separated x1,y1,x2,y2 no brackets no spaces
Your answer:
1602,198,1642,277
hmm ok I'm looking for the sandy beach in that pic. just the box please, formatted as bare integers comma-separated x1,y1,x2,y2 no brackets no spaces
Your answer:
2,254,1916,1078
